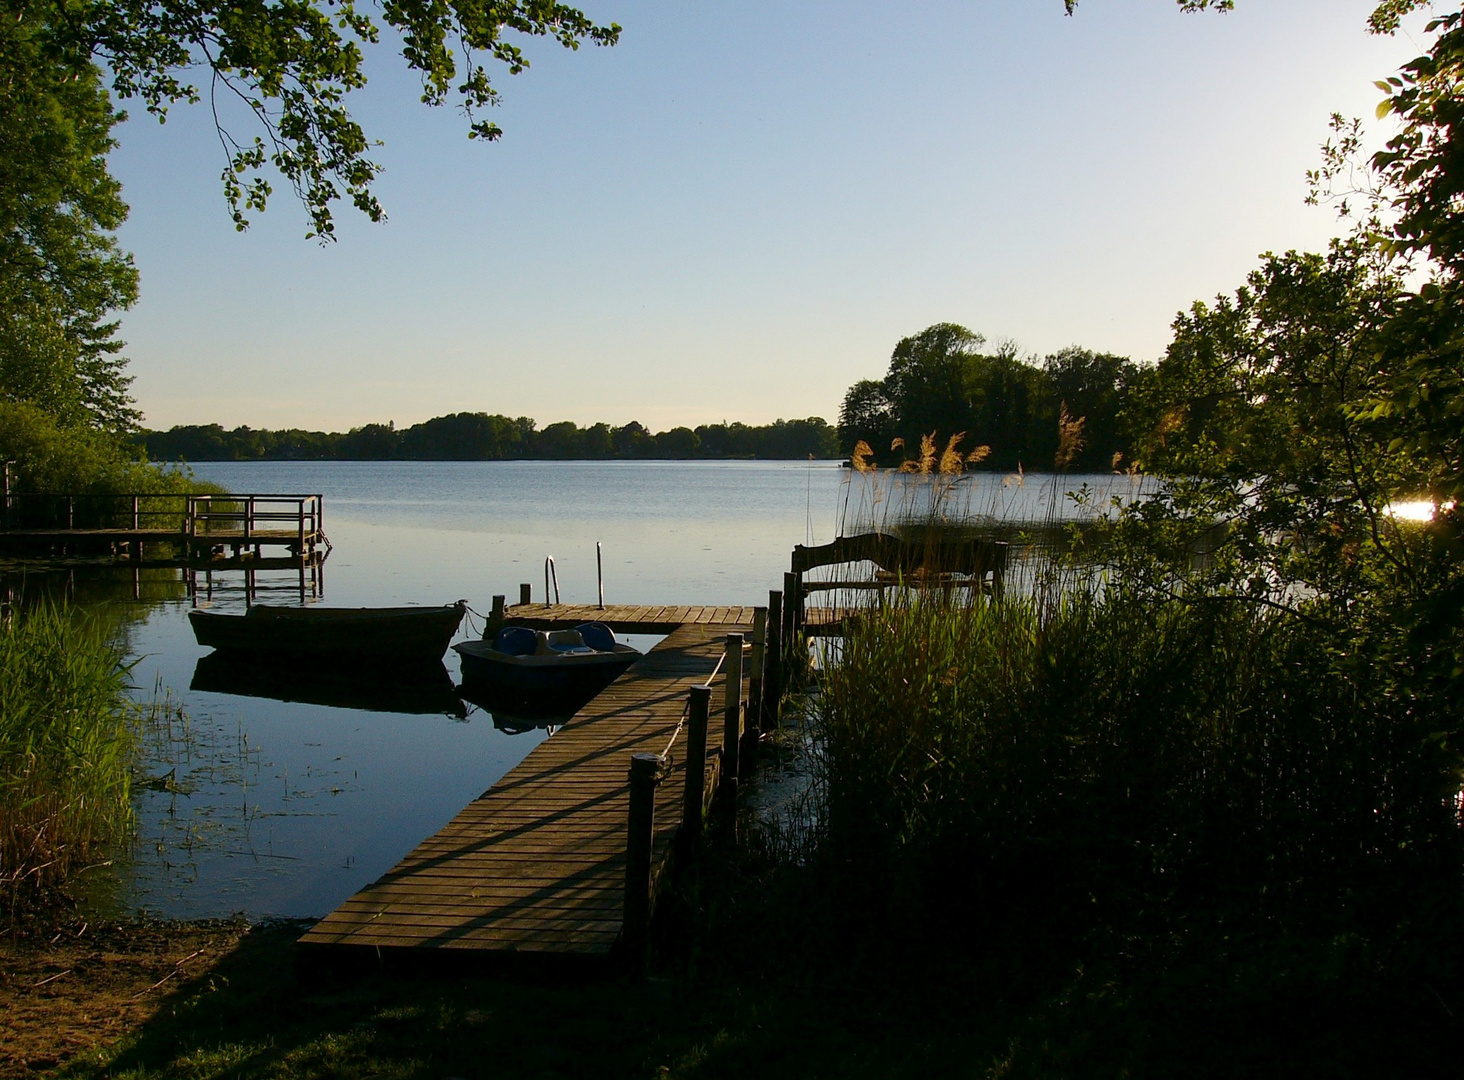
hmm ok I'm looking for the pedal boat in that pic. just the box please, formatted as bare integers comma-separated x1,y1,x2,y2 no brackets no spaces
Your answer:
453,622,640,695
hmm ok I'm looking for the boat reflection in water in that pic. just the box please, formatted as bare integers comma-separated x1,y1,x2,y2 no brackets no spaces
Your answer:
190,652,467,718
453,678,603,736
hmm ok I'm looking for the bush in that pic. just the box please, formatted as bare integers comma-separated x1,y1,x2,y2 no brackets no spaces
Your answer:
0,401,180,494
0,400,223,532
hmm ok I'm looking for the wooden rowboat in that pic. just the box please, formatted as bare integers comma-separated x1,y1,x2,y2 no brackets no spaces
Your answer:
188,602,466,661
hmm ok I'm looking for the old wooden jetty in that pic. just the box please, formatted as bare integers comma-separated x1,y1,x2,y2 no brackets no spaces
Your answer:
299,602,777,973
299,533,1007,973
0,486,328,570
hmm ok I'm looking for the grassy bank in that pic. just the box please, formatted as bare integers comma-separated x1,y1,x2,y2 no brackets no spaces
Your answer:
0,606,134,913
791,586,1464,1072
2,587,1460,1076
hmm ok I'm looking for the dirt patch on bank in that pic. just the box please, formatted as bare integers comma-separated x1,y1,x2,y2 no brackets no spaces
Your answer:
0,917,253,1077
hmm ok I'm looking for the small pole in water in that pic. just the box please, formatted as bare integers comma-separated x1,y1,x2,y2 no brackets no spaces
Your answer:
597,540,605,610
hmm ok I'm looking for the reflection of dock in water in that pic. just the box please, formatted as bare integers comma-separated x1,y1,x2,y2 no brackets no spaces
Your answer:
191,653,465,717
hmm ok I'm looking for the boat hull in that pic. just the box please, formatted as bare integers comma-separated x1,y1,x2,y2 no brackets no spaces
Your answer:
453,639,640,696
189,603,465,661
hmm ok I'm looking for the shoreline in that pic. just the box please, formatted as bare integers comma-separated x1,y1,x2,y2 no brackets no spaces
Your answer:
0,914,267,1077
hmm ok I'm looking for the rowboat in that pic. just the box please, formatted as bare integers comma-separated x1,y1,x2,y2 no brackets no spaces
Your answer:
454,622,640,696
188,602,466,661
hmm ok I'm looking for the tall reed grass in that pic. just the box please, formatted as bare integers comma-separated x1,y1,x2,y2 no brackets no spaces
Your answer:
0,605,135,910
813,585,1464,961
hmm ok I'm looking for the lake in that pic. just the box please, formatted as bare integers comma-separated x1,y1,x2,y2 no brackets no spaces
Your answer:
7,461,1150,921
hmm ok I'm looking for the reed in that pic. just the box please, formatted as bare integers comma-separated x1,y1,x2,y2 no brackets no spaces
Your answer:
0,604,135,911
811,584,1464,959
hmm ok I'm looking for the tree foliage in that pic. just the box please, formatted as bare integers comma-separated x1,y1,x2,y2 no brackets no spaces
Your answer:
1363,9,1464,521
838,323,1143,472
1119,6,1464,716
20,0,619,239
1129,241,1418,604
140,413,842,460
0,13,139,431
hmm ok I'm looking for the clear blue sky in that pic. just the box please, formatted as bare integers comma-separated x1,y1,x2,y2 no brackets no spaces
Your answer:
110,0,1424,432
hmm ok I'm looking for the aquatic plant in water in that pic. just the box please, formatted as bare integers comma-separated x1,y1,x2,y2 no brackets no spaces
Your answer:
0,604,135,911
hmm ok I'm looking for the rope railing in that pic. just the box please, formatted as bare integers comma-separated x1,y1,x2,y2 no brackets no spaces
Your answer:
653,638,751,765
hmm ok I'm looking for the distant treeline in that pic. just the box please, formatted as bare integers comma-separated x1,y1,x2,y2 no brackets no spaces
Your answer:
139,414,840,462
838,323,1149,472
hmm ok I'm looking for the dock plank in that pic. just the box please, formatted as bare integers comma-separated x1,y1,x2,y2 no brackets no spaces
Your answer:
498,602,754,635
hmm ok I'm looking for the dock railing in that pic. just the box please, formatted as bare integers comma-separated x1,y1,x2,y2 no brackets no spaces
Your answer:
185,493,323,552
0,490,327,566
0,491,197,533
786,531,1009,641
622,610,770,974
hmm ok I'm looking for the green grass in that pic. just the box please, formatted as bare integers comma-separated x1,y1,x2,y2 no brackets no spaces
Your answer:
0,604,134,911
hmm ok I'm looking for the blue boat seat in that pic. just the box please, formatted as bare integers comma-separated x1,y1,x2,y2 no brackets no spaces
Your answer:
492,625,539,657
575,622,617,652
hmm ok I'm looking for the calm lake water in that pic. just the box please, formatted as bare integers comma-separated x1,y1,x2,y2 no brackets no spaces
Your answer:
12,461,1150,921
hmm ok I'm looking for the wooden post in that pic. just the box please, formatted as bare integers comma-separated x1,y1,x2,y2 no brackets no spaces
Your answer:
131,495,139,531
489,594,505,637
1,460,12,530
297,499,305,562
623,752,664,977
721,633,744,794
747,607,767,739
782,571,799,681
243,496,253,545
765,589,783,728
66,495,73,530
519,582,532,606
682,685,711,843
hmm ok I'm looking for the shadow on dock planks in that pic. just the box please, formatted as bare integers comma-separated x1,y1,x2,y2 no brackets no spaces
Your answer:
297,616,760,976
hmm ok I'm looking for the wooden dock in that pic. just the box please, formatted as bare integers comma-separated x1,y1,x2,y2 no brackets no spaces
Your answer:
300,533,1000,971
0,490,328,568
498,601,849,636
298,615,756,970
